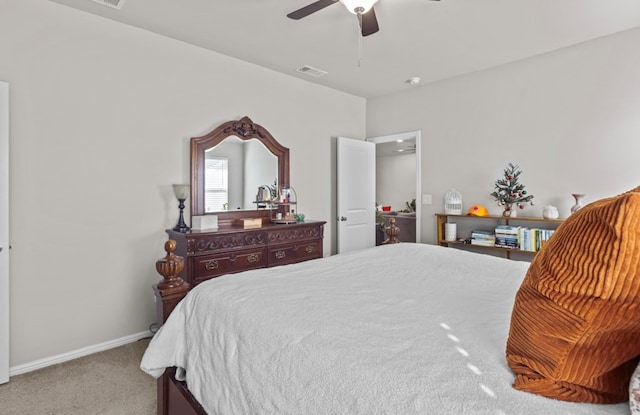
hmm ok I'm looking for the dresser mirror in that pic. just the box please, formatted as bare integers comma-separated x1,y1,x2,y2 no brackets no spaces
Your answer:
204,136,277,212
191,116,290,221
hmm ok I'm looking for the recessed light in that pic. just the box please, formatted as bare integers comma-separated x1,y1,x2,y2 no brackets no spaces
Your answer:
407,77,421,86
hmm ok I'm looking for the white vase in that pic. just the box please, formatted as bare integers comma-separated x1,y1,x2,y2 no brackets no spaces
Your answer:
542,205,559,219
571,194,585,214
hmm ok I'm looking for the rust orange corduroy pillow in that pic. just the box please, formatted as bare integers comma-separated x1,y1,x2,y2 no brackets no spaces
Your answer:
506,189,640,403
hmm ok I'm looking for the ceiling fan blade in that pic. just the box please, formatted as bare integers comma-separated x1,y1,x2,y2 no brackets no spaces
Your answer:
287,0,339,20
360,7,379,37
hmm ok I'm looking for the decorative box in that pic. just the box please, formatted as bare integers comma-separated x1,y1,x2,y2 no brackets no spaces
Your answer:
191,215,218,230
234,218,263,229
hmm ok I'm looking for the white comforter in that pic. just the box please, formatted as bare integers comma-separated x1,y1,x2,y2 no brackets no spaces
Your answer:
141,243,628,415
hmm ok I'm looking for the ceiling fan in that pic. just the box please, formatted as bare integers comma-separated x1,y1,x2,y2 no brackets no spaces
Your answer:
287,0,440,37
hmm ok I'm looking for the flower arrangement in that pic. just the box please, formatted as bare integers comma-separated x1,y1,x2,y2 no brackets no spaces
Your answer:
490,163,534,217
375,203,386,230
399,198,416,213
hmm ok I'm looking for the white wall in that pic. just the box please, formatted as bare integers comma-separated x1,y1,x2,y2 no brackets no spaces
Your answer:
367,27,640,244
0,0,365,366
243,141,276,210
375,153,416,212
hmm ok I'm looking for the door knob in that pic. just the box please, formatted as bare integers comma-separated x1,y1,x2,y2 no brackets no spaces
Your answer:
339,216,347,221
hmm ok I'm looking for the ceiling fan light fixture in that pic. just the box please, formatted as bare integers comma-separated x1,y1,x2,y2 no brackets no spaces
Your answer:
340,0,379,14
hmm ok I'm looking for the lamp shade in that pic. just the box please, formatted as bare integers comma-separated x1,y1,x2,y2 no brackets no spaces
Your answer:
173,184,190,200
340,0,379,14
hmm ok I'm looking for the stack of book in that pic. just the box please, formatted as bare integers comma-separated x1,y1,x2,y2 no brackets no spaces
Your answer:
494,225,520,249
471,229,496,246
519,228,556,252
466,226,557,252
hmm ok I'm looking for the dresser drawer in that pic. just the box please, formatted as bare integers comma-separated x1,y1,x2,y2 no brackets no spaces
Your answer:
267,240,323,267
167,222,325,288
192,248,267,285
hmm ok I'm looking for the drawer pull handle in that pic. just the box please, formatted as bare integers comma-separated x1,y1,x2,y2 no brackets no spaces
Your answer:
247,253,259,263
275,250,286,260
205,260,219,270
305,246,314,254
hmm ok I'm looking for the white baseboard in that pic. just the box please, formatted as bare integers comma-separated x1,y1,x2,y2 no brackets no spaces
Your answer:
9,330,152,377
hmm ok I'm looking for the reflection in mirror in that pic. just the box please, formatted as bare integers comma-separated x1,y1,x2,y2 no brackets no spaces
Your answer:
204,136,278,212
191,116,289,219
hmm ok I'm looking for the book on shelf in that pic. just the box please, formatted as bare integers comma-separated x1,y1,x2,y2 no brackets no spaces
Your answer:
495,224,520,232
495,225,520,236
494,225,520,249
518,228,556,252
464,226,557,251
471,229,494,238
494,238,519,249
471,239,496,246
471,229,495,246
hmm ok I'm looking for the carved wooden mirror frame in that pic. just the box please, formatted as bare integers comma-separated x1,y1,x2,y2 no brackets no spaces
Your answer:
190,116,290,223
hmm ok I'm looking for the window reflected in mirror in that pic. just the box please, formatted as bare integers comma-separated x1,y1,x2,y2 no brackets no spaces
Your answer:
204,136,278,213
205,157,228,212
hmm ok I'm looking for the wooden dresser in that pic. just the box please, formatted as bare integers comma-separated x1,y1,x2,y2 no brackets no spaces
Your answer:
166,220,325,287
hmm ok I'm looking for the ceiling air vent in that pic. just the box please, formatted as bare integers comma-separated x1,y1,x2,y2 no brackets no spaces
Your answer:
87,0,125,9
296,65,328,78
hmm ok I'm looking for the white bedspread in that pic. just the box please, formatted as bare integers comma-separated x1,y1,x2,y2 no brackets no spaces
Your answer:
141,243,628,415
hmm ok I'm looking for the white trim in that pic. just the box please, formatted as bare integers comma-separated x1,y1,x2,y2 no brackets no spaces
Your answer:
9,330,151,377
0,81,9,384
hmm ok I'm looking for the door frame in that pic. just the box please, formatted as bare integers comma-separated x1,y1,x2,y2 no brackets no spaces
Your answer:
0,81,9,384
366,131,422,243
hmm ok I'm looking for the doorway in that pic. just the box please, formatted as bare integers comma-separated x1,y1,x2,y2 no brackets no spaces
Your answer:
366,131,421,243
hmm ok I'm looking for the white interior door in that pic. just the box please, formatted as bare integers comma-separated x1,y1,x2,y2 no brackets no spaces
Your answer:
0,81,9,384
337,137,375,254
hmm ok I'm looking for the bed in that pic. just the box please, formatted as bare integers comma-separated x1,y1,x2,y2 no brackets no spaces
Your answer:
141,241,631,415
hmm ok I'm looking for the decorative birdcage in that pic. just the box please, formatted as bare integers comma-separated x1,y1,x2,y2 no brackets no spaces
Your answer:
444,189,463,214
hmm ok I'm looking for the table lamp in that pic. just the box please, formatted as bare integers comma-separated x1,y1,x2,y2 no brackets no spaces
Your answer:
172,184,190,232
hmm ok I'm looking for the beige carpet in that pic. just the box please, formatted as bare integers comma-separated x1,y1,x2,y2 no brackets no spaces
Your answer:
0,338,155,415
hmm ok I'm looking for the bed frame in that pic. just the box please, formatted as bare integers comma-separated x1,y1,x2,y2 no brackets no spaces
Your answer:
152,221,401,415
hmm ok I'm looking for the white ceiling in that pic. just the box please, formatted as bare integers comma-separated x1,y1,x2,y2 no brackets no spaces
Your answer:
50,0,640,98
376,138,416,157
